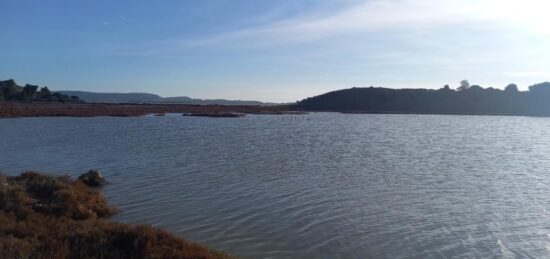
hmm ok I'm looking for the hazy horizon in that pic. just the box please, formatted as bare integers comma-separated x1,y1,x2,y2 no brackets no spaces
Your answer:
2,0,550,102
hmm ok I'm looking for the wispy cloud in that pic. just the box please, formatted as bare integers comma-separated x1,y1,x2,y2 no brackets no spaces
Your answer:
210,1,545,44
113,0,550,55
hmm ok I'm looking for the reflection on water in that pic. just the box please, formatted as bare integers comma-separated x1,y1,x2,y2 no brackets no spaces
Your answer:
1,113,550,258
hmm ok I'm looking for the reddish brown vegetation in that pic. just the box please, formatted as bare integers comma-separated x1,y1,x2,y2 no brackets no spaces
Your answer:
0,172,233,259
0,102,295,118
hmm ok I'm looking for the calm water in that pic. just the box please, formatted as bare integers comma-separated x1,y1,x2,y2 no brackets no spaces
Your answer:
1,113,550,258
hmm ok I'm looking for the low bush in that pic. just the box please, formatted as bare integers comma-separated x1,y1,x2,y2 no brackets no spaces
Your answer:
0,172,233,259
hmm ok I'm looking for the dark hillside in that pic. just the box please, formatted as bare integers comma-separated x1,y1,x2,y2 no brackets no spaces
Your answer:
297,83,550,116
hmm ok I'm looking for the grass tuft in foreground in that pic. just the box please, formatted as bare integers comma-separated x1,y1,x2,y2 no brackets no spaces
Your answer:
0,172,233,259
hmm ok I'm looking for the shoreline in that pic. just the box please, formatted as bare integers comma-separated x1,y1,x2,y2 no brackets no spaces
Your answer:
0,102,301,118
2,102,546,119
0,171,233,258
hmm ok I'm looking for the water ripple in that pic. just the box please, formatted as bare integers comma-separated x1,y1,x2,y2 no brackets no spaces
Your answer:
2,114,550,258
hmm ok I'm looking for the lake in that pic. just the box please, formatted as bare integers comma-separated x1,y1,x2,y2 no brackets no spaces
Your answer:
1,113,550,258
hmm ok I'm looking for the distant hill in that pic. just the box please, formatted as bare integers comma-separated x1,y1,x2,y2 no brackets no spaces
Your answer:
58,91,278,106
296,82,550,116
58,91,162,103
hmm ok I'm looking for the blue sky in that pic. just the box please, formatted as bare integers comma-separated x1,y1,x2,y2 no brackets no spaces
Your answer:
2,0,550,102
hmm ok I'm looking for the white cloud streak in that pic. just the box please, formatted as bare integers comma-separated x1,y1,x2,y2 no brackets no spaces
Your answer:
113,0,550,56
180,0,550,47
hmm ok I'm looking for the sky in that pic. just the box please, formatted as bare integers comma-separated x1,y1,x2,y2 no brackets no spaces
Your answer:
2,0,550,102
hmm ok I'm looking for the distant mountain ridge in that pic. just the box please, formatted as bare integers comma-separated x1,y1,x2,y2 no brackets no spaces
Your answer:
58,91,278,106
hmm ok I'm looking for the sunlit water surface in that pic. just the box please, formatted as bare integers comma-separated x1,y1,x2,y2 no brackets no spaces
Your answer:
1,113,550,258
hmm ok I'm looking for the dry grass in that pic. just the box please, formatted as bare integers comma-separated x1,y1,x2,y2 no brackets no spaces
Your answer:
0,172,234,259
0,103,293,118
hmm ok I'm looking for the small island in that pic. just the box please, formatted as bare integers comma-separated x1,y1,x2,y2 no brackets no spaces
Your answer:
0,171,233,258
183,112,246,118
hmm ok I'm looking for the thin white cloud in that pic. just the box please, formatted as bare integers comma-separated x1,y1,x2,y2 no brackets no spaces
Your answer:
178,0,550,47
111,0,550,56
